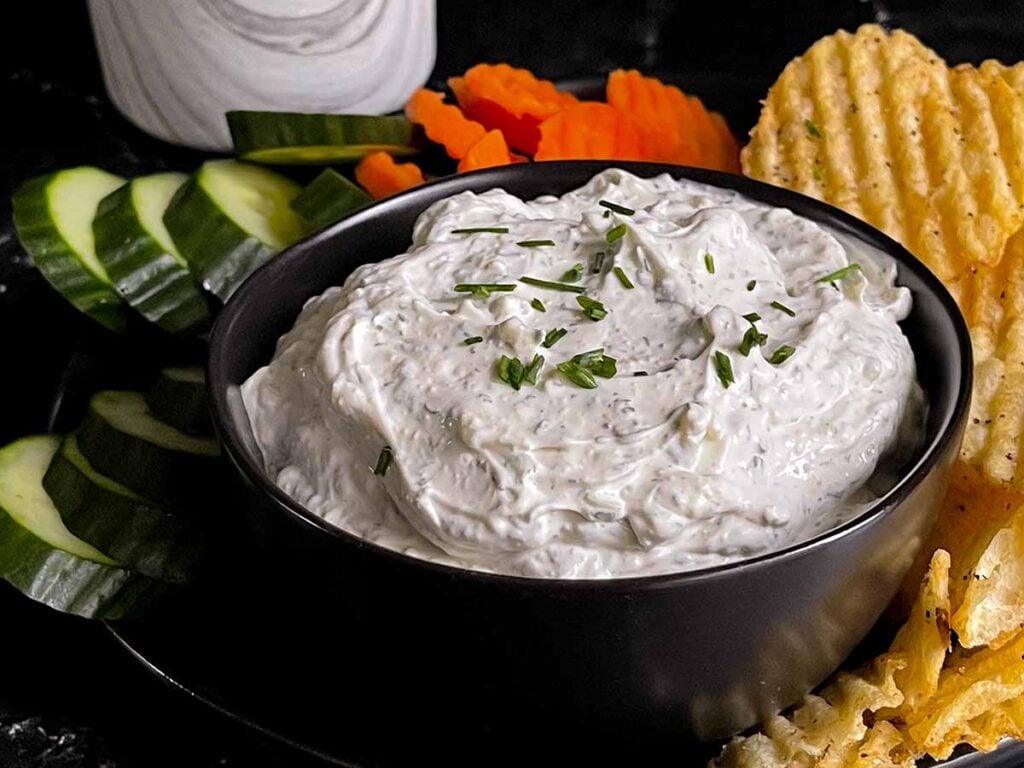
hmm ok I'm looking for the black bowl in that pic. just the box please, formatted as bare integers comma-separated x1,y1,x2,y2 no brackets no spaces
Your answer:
208,161,971,756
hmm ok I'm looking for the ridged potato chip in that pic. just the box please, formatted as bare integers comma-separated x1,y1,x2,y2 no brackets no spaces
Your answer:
840,722,913,768
742,25,1024,282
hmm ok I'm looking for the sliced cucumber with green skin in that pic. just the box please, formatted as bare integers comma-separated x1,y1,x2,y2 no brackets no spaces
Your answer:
0,435,159,619
43,435,202,584
12,167,129,331
163,160,303,301
291,168,372,232
76,390,221,506
145,367,212,437
93,173,212,333
227,111,422,164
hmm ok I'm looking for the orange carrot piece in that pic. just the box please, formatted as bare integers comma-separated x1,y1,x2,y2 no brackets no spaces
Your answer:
710,111,741,174
405,88,487,160
605,69,700,166
533,102,645,162
355,151,425,200
450,64,578,155
457,129,516,173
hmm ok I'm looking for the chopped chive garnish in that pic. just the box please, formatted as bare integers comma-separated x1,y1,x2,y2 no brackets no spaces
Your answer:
517,239,556,248
606,223,628,243
498,355,526,390
599,200,636,216
739,326,768,357
451,227,509,234
743,312,761,323
557,360,598,389
541,328,568,348
746,279,757,291
704,252,716,274
805,119,822,139
816,263,861,284
572,349,617,379
613,266,634,289
770,300,796,317
524,354,545,385
633,371,649,377
713,351,735,389
519,276,586,293
561,262,584,282
577,295,608,321
373,446,393,476
591,251,606,274
531,298,546,312
463,336,484,346
768,345,796,365
454,283,517,298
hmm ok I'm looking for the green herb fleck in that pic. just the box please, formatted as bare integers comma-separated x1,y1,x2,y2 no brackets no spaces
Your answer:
373,446,393,476
541,328,568,349
816,263,861,284
768,345,796,365
613,266,634,289
557,360,598,389
713,351,735,389
498,355,526,390
704,252,716,274
591,251,606,274
454,283,517,298
739,326,768,357
606,223,628,243
561,262,585,282
577,295,608,321
812,166,823,183
519,276,586,293
451,227,509,234
599,200,636,216
517,239,557,248
633,371,649,377
743,312,761,324
770,300,796,317
463,336,484,346
572,349,617,379
531,298,546,312
746,279,757,291
805,119,822,139
524,354,545,385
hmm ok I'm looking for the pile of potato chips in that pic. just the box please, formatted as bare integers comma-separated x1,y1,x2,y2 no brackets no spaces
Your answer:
717,24,1024,766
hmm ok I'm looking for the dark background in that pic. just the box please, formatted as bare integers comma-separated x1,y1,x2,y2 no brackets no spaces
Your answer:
2,2,1024,766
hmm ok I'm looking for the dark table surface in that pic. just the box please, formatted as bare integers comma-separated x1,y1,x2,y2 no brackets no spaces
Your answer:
4,2,1024,766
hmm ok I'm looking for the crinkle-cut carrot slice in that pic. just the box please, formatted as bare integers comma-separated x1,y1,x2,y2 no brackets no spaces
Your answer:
405,88,487,160
605,69,701,166
457,129,518,173
450,63,578,155
710,111,741,173
533,102,646,162
355,151,425,200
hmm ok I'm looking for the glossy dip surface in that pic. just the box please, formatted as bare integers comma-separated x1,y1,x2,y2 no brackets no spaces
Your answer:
241,169,925,578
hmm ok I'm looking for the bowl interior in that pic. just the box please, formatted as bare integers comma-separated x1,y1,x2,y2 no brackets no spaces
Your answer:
208,160,972,584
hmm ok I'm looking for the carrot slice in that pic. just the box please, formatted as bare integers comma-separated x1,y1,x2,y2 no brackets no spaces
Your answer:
405,88,487,160
710,111,741,173
457,129,517,173
605,69,700,165
450,64,578,155
533,102,645,162
355,151,425,200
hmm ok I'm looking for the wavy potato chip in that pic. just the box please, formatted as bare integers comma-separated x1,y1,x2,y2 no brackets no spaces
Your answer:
840,722,913,768
742,25,1024,282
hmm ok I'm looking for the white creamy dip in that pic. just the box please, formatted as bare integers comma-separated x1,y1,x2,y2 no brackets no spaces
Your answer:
242,169,925,578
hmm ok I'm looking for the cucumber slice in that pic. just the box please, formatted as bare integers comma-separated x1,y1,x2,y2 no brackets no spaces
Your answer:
93,173,212,333
227,111,422,165
43,435,202,584
291,168,372,232
145,367,213,437
76,390,221,505
0,435,157,618
12,167,129,331
163,160,303,301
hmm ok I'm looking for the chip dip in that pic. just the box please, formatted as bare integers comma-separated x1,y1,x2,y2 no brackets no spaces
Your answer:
241,169,925,578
